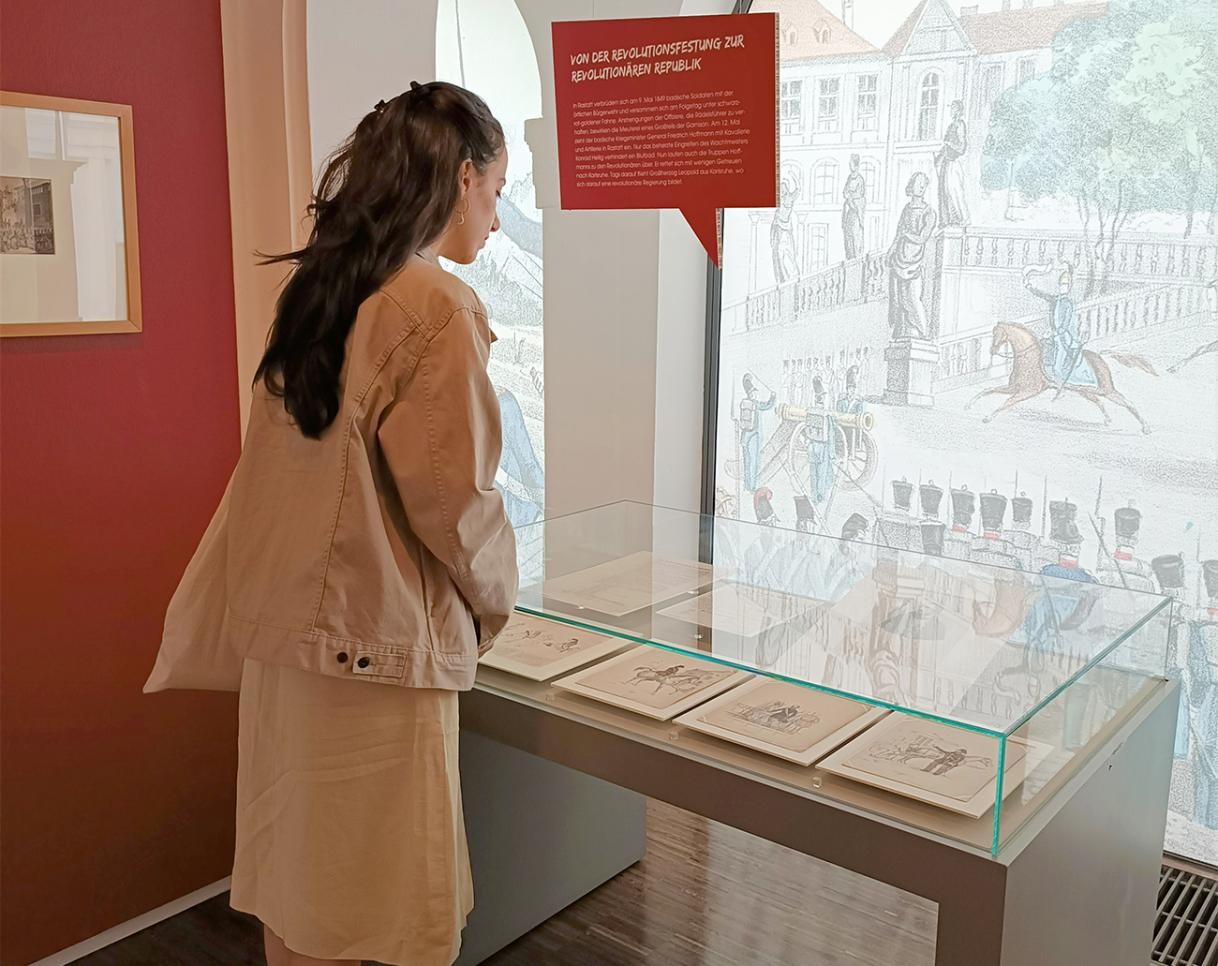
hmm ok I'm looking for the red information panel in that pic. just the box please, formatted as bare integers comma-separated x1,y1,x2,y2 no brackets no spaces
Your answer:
552,13,777,265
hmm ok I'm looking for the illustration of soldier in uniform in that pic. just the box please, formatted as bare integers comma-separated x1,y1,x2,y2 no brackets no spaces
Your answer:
807,376,835,505
1185,560,1218,829
945,485,976,561
1153,552,1193,761
1001,492,1037,570
1018,499,1098,667
918,481,946,558
1023,263,1098,390
737,373,775,494
877,478,919,551
496,387,545,527
1095,504,1157,593
971,490,1021,571
924,746,975,776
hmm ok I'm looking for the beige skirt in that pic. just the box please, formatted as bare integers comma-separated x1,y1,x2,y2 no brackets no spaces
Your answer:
229,658,473,965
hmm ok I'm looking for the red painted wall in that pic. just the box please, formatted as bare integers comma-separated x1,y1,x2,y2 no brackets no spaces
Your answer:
0,1,241,961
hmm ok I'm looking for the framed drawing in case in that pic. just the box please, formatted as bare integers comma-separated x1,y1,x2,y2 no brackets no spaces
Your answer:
675,677,887,766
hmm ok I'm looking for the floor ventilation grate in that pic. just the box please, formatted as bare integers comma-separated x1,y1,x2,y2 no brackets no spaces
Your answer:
1155,864,1218,965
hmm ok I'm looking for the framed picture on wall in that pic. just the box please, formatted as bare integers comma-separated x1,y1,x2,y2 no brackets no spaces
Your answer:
0,91,141,338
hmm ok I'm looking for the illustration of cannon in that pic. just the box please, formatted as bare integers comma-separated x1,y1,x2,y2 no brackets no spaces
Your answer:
727,402,879,494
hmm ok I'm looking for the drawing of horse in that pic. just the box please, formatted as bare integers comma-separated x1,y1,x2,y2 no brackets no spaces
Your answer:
965,322,1156,432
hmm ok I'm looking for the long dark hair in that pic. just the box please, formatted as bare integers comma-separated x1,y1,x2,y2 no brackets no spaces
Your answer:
255,81,503,438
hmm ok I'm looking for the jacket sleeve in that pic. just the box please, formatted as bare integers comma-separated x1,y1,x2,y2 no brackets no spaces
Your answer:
377,307,519,652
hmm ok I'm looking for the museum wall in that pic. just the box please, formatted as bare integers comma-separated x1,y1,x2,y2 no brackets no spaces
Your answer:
0,1,241,962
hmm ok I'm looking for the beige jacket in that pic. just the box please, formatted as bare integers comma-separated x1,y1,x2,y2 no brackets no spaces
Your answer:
145,254,518,693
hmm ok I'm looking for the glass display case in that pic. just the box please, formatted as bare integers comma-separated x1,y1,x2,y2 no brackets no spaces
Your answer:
482,500,1173,856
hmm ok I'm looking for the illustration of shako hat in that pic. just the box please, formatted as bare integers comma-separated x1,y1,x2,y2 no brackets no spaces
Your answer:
919,480,944,519
950,485,975,531
920,521,946,557
1011,491,1034,529
1113,504,1141,546
1048,499,1081,545
980,490,1008,535
892,477,914,512
1150,553,1186,592
1203,560,1218,601
841,512,869,542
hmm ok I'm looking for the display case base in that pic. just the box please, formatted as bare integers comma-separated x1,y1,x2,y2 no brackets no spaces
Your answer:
454,731,647,965
461,679,1177,966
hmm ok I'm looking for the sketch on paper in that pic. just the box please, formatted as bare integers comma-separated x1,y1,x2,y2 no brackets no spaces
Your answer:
554,646,753,720
819,713,1048,818
540,551,723,617
676,676,887,765
717,0,1218,863
478,614,627,681
1,177,54,255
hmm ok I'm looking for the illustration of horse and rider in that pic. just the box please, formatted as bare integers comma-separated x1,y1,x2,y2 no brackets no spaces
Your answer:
967,262,1161,433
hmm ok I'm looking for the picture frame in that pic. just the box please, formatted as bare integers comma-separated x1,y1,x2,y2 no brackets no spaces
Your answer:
553,645,753,721
675,676,888,767
479,613,630,681
817,712,1053,819
1,91,142,338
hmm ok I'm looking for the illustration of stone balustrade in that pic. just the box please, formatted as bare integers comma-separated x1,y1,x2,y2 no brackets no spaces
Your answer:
949,227,1218,285
727,251,889,334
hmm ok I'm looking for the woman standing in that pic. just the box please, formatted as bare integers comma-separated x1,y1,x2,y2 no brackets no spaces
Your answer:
146,81,517,965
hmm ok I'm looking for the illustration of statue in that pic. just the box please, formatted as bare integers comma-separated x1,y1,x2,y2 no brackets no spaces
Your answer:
935,100,969,227
841,154,866,259
771,176,799,283
887,172,938,340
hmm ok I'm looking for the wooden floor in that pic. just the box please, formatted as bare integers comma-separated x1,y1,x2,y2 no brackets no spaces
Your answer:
78,800,937,966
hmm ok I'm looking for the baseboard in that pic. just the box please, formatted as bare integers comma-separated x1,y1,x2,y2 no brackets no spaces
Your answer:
30,877,232,966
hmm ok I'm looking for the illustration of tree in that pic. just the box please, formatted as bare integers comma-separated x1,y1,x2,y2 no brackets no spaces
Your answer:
983,0,1218,295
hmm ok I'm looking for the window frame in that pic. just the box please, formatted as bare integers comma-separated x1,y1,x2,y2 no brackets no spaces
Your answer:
816,76,842,133
780,78,804,134
855,73,878,131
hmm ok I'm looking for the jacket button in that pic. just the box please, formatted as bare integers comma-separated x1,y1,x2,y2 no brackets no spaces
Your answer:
356,656,371,669
336,651,349,664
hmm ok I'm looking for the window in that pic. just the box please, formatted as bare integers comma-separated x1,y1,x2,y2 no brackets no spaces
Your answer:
813,160,838,205
975,63,1003,118
781,79,803,134
1017,57,1036,84
813,19,831,44
817,78,840,133
859,159,879,205
810,224,828,269
918,72,941,140
855,74,878,131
